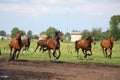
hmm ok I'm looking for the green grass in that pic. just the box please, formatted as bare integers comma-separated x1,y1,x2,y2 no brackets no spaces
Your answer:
0,39,120,65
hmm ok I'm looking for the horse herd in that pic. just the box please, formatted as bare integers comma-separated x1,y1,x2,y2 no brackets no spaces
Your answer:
8,31,114,61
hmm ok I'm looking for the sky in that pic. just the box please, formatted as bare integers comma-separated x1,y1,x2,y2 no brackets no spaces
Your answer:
0,0,120,35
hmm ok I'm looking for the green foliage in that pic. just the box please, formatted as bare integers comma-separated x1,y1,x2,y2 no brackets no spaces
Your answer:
27,30,32,37
82,29,91,39
46,27,57,37
20,30,26,36
91,28,103,41
32,34,39,39
64,32,71,42
11,27,20,38
110,15,120,40
0,30,6,36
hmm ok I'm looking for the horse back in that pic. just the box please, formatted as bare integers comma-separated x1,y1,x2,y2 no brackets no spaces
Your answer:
77,40,91,49
38,40,47,47
101,40,112,48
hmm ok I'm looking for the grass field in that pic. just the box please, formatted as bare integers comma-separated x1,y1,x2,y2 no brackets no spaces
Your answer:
0,39,120,65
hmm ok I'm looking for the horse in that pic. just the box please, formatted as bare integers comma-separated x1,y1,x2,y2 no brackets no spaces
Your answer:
75,35,96,58
100,35,114,58
45,31,63,61
9,32,23,60
34,37,51,52
22,37,31,51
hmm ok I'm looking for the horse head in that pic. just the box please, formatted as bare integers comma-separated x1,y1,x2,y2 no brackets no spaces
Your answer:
55,31,63,41
109,35,114,43
16,32,21,40
87,35,96,45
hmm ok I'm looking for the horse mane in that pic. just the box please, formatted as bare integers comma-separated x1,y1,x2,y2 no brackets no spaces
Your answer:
55,31,61,36
86,35,92,40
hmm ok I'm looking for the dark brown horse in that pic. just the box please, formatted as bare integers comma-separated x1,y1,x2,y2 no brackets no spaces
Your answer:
45,31,63,60
101,35,114,58
9,32,23,60
75,35,96,58
22,37,31,51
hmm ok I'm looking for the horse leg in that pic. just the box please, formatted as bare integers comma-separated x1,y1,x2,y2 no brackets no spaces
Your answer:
108,48,112,58
48,49,51,61
82,49,86,58
105,48,108,57
11,49,17,61
39,46,43,52
84,50,87,58
10,46,12,57
56,49,61,59
53,48,57,58
102,47,106,57
88,49,92,56
34,44,39,52
16,49,21,60
75,47,79,58
22,45,25,52
27,45,30,51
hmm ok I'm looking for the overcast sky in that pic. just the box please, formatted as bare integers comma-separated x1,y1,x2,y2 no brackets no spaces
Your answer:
0,0,120,34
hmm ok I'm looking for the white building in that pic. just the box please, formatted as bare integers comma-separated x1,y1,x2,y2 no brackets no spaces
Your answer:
71,32,82,42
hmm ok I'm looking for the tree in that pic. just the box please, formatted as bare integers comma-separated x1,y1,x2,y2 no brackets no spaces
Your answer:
64,32,71,42
20,30,26,36
32,35,39,39
0,30,6,36
27,30,32,37
110,15,120,40
82,29,91,39
11,27,20,38
46,27,57,37
91,28,102,41
40,31,46,35
102,29,111,40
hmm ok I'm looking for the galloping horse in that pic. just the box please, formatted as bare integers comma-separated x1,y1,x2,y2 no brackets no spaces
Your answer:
101,35,114,58
9,32,23,60
22,37,31,51
75,35,96,58
45,31,63,60
34,37,51,52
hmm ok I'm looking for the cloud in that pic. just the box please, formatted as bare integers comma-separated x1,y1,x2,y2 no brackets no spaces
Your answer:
0,0,120,17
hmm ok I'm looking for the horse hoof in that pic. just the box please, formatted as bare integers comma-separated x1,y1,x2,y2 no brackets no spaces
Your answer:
88,54,92,56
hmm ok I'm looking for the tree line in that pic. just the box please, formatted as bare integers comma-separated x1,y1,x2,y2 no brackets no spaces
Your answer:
0,15,120,41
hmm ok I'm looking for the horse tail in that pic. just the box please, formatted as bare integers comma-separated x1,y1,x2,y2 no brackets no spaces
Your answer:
75,40,78,52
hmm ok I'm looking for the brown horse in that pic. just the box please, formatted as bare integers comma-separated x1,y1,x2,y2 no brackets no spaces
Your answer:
101,35,114,58
45,31,63,60
75,35,96,58
34,37,51,52
22,37,31,51
9,32,23,60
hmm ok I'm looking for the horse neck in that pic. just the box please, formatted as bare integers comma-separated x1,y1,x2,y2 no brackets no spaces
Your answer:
54,36,60,43
109,39,113,47
86,38,93,44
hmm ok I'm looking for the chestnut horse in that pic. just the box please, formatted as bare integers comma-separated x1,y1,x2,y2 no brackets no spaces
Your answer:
22,37,31,51
75,35,96,58
45,31,63,60
101,35,114,58
9,32,23,60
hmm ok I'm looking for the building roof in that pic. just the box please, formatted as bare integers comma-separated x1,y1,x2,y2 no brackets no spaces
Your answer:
71,32,81,35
